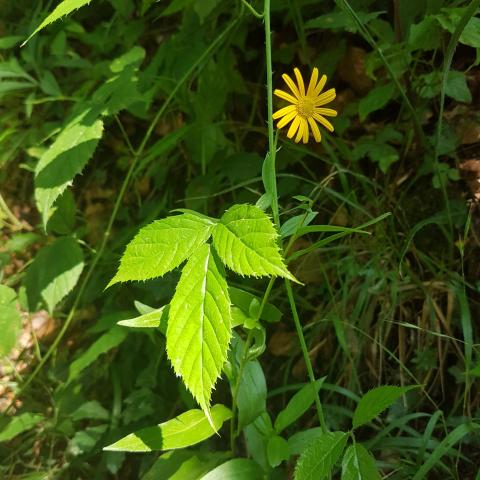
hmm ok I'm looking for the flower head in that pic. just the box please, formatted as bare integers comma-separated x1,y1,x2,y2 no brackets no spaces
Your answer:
273,67,337,143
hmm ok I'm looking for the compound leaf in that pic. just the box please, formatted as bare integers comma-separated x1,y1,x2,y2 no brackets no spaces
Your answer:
212,204,297,281
0,285,21,356
109,213,214,286
167,244,232,417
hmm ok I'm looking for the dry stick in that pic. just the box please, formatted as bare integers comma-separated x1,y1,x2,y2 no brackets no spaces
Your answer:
5,18,238,414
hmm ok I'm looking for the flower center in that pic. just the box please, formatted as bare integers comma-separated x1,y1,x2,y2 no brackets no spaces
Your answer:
296,96,315,118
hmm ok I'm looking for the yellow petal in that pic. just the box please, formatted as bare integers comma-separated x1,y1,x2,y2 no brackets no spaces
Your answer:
277,110,297,129
312,112,334,132
273,104,296,119
315,107,337,117
308,117,322,142
314,88,336,106
295,119,304,143
307,68,319,96
282,74,301,99
274,88,297,104
287,116,301,139
302,119,309,143
314,74,327,96
294,68,305,96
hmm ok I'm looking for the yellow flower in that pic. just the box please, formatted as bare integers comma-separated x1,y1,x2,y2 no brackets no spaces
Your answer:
273,67,337,144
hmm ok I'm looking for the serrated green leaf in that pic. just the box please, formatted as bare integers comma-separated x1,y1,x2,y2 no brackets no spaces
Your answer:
24,236,84,314
118,306,168,333
104,404,232,452
353,385,416,429
0,413,44,442
23,0,93,45
0,285,21,356
109,213,214,286
294,431,348,480
35,109,103,228
167,243,232,416
341,444,381,480
200,459,264,480
275,378,325,434
212,204,297,282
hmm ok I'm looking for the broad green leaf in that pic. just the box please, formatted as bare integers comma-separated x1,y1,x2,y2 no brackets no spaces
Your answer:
24,0,93,45
66,327,127,384
358,83,395,121
167,244,232,417
35,109,103,228
24,236,84,314
200,459,264,480
236,358,267,430
0,285,21,356
109,213,214,286
104,404,232,452
267,435,290,468
71,401,109,421
212,204,297,281
275,378,325,434
445,71,472,103
341,444,381,480
353,385,416,429
118,306,168,334
294,431,348,480
0,413,44,442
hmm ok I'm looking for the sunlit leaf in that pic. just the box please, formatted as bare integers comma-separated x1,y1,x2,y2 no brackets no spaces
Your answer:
212,204,297,282
24,236,84,313
167,244,232,417
109,213,214,286
104,404,232,452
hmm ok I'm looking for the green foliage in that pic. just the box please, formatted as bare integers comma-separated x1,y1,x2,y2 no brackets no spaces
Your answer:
352,385,416,429
167,243,232,418
109,213,214,285
24,236,84,313
2,0,480,477
294,431,348,480
341,444,381,480
0,285,21,356
200,458,264,480
104,404,232,452
212,204,297,281
24,0,93,44
34,111,103,228
275,378,325,434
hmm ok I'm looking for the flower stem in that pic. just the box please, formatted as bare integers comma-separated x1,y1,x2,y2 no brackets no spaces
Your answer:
263,0,327,433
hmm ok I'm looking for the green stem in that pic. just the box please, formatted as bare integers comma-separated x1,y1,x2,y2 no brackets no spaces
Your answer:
240,0,263,18
264,0,279,228
5,18,238,413
285,280,328,432
264,0,327,433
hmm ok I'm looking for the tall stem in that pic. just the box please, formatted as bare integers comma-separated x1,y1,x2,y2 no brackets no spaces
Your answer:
264,0,327,432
